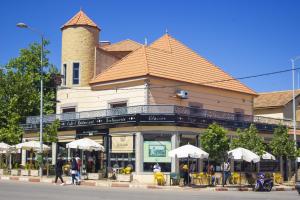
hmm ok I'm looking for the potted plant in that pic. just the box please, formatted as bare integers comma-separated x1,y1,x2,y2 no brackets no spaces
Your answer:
0,162,8,175
21,163,30,176
11,163,20,176
30,163,39,177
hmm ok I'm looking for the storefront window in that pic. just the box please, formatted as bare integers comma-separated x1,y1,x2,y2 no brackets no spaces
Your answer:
143,134,172,172
109,135,135,171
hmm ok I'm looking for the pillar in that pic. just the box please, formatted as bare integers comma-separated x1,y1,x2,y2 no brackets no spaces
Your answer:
21,149,26,166
135,132,143,174
171,133,179,173
52,142,57,165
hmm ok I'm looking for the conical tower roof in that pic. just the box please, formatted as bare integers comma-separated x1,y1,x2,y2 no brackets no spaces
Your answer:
61,10,100,30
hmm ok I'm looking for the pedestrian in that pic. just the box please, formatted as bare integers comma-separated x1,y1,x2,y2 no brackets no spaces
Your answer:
71,156,78,185
153,163,161,173
54,154,65,185
222,160,231,185
75,154,82,184
208,163,216,186
182,163,189,185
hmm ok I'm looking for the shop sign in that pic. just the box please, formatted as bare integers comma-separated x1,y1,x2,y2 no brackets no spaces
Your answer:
111,136,134,153
143,141,171,163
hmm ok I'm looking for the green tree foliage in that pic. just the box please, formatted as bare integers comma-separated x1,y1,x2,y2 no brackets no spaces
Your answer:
269,125,296,158
231,124,265,156
0,41,58,144
43,119,59,143
201,123,230,162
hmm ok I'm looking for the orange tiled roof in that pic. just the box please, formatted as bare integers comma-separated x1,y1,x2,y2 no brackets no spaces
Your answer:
61,10,100,30
254,90,300,108
101,39,142,52
90,34,256,95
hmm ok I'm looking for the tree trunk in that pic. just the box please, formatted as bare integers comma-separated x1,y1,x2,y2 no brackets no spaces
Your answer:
280,156,284,179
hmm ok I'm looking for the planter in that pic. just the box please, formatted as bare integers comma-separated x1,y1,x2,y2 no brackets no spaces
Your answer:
87,173,103,180
21,169,30,176
30,170,39,177
117,174,133,182
11,169,20,176
0,169,9,175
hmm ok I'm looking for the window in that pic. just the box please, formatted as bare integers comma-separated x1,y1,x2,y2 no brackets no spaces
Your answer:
62,107,76,113
110,102,127,108
63,64,67,85
73,62,80,85
109,102,128,116
188,102,203,116
143,134,172,172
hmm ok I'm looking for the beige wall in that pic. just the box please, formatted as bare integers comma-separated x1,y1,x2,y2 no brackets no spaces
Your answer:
148,77,254,115
61,26,99,87
56,80,147,114
94,48,120,78
254,107,284,119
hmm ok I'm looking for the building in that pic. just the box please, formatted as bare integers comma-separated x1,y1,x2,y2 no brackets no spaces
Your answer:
22,10,298,183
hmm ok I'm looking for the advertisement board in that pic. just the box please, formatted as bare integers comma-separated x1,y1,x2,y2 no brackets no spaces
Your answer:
111,136,134,153
143,141,171,163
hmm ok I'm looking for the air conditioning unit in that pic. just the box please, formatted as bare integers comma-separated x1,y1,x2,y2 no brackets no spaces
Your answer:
176,90,188,99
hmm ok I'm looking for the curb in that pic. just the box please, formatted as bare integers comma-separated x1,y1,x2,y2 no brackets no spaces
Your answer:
0,176,296,192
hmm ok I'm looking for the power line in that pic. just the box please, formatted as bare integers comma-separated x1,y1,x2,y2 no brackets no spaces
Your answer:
58,66,300,91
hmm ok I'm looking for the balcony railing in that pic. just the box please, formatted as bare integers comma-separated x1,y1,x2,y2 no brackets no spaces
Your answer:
24,105,298,129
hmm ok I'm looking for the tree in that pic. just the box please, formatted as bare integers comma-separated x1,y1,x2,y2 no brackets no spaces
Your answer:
0,41,59,144
43,119,59,144
201,123,230,162
269,125,296,158
231,124,265,156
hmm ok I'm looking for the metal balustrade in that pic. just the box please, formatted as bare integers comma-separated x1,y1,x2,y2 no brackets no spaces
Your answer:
24,105,298,128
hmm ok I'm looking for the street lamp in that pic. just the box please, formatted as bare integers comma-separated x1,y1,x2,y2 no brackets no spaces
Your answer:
17,22,44,177
291,56,300,183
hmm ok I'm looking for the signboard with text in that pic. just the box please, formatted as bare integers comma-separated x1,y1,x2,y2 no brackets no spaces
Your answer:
143,141,171,163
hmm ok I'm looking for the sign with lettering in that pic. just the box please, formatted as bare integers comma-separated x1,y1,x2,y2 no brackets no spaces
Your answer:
111,136,134,153
143,141,171,163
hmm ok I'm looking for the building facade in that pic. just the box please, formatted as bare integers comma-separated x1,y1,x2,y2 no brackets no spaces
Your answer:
21,10,299,183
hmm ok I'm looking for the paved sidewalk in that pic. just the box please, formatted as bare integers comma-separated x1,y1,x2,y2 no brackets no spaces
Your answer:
0,175,295,192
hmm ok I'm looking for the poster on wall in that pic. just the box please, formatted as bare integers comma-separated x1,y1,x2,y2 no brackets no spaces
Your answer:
143,141,171,163
111,136,133,153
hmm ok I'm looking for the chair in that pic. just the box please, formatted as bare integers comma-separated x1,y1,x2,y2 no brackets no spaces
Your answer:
154,172,165,185
197,172,206,185
273,173,283,184
170,172,180,185
123,167,132,174
231,172,241,184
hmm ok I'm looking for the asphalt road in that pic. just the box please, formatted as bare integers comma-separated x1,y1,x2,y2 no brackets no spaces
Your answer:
0,181,299,200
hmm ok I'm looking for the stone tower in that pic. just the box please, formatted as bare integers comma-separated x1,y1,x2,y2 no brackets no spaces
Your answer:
61,10,100,87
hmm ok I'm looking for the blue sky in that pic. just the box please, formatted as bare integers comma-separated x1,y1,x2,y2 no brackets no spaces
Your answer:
1,0,300,92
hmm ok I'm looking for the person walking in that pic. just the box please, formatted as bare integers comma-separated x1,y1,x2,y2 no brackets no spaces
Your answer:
75,154,82,184
182,163,189,186
222,160,231,185
71,157,78,185
54,155,65,185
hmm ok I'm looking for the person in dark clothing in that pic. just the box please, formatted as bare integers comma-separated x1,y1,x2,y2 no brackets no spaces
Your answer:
54,155,64,185
71,157,78,185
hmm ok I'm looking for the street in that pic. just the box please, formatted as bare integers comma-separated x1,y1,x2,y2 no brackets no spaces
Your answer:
0,181,298,200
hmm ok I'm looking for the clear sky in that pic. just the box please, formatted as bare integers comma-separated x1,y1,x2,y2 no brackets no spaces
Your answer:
1,0,300,93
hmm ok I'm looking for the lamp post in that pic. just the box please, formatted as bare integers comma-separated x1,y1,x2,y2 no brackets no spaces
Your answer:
17,23,44,177
291,56,300,182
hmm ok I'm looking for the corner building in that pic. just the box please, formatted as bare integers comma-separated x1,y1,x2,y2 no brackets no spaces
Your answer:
22,10,298,183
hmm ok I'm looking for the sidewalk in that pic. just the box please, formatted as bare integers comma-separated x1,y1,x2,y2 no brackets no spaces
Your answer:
0,175,295,192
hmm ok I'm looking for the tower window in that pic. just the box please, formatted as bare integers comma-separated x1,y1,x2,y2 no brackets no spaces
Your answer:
73,62,80,85
63,64,67,85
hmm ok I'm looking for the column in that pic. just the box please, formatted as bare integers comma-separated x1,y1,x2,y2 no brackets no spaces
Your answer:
52,142,57,165
21,149,26,166
171,133,179,173
135,132,143,174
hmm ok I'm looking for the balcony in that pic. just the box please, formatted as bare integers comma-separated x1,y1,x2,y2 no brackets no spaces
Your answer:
21,105,297,132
